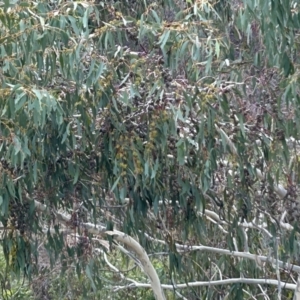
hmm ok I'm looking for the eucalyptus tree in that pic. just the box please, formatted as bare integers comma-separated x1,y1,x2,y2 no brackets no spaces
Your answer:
0,0,300,299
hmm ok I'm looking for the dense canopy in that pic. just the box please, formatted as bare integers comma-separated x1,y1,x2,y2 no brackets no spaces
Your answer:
1,0,300,299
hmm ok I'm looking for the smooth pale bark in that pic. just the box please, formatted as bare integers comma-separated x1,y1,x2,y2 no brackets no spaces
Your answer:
34,200,166,300
114,278,296,291
106,231,166,300
144,233,300,273
294,276,300,300
34,200,300,296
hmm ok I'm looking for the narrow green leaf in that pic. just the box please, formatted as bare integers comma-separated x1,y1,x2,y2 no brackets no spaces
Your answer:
73,164,80,184
85,265,97,292
13,136,22,155
110,176,120,192
159,30,170,49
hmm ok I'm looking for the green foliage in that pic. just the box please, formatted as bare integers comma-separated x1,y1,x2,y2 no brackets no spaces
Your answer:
0,249,33,300
33,251,167,300
0,0,300,299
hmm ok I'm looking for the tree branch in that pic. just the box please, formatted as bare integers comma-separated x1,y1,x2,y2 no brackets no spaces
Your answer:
34,200,166,300
113,277,296,291
144,233,300,273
